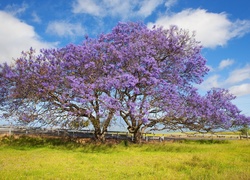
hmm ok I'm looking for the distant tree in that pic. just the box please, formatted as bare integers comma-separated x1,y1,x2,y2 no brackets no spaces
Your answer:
0,22,249,143
68,118,90,130
239,125,249,137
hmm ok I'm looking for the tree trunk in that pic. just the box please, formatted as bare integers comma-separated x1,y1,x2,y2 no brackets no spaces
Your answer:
91,109,114,143
133,130,142,144
127,124,143,144
94,130,106,143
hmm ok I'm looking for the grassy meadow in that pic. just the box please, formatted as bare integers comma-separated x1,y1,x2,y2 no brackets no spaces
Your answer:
0,135,249,180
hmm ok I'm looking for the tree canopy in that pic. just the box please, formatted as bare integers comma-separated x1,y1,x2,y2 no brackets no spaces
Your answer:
0,22,249,142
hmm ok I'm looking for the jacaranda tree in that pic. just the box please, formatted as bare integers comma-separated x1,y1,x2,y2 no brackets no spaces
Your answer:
0,22,249,143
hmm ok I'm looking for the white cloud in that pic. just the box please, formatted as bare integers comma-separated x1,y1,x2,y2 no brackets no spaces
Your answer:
46,21,85,38
229,83,250,97
198,64,250,98
165,0,178,9
198,74,220,90
206,65,215,72
204,65,250,86
72,0,163,19
72,0,102,16
31,12,41,23
102,0,135,18
219,59,234,70
225,65,250,84
148,9,250,48
230,19,250,38
4,2,28,16
137,0,163,17
0,11,55,64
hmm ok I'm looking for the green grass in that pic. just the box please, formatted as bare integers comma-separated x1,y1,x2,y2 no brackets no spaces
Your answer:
0,136,249,180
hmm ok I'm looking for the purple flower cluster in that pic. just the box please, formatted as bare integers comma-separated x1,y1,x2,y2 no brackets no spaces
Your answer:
0,22,249,141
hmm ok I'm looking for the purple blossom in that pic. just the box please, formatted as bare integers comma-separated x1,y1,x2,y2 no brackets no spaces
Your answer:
0,22,249,142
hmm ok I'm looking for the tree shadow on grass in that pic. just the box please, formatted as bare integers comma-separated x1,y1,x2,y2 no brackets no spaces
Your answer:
0,135,81,150
0,135,120,153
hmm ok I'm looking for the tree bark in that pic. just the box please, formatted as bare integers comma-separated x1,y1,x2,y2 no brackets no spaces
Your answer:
92,119,106,143
133,130,142,144
126,120,143,144
94,131,106,143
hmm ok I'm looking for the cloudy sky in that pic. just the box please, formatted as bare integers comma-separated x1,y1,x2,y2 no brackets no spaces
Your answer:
0,0,250,116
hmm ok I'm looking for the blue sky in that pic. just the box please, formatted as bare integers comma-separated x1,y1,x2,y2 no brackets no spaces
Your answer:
0,0,250,116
